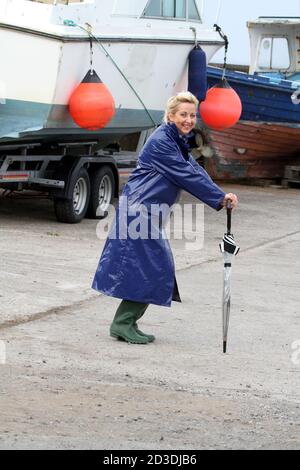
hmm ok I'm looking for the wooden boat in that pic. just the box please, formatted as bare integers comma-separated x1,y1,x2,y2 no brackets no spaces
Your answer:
202,17,300,180
205,122,300,180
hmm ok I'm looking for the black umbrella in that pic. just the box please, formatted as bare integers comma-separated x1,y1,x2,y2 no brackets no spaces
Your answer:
219,201,240,353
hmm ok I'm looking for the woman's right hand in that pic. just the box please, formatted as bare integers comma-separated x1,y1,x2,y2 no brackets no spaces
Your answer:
223,193,238,209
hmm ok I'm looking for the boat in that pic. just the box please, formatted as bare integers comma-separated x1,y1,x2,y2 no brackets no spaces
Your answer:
0,0,224,147
201,17,300,180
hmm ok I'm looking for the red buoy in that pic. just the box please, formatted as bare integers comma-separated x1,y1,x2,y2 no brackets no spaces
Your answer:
68,70,115,130
200,79,242,130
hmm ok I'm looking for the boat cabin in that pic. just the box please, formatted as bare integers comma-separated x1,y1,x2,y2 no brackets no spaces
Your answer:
248,17,300,81
28,0,202,21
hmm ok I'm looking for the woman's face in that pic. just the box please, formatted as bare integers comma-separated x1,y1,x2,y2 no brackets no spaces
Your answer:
168,102,197,135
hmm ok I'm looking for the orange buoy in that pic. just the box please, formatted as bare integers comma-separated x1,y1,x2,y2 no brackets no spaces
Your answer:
68,70,115,130
200,79,242,130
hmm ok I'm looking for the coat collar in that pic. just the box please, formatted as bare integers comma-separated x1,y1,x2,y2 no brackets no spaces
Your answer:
164,122,192,160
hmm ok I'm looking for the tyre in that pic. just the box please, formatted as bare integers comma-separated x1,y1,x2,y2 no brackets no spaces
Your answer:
54,167,91,223
86,166,115,219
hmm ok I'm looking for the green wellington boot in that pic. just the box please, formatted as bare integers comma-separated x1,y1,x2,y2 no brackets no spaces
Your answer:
110,301,150,344
133,303,155,343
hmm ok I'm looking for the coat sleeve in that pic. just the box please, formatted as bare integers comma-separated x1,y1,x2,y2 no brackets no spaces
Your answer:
148,137,225,211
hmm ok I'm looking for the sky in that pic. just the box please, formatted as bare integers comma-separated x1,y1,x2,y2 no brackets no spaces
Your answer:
202,0,300,65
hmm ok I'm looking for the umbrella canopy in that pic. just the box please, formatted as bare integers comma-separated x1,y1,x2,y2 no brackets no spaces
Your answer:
219,204,240,353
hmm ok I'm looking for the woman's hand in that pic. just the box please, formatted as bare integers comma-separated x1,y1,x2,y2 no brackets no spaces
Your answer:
223,193,238,209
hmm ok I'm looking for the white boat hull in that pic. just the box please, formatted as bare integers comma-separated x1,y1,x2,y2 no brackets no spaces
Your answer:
0,0,223,143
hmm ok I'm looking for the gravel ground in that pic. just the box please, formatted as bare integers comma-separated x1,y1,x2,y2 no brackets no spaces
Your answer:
0,184,299,450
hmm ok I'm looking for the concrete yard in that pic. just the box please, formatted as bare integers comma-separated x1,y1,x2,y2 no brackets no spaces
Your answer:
0,184,299,450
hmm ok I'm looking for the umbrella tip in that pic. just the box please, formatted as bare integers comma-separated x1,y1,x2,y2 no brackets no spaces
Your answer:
223,341,227,354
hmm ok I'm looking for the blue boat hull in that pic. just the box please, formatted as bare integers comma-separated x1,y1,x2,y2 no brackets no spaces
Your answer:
206,67,300,124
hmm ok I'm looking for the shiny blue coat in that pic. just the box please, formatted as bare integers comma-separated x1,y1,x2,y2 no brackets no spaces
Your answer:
92,123,225,307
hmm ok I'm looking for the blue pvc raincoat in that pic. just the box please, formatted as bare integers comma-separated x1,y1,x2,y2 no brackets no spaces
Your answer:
92,123,225,307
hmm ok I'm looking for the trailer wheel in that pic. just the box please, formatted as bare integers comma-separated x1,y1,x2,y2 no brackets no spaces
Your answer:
86,166,115,219
54,167,90,223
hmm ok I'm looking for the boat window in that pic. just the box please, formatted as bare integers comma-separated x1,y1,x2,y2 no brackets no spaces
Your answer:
144,0,161,16
188,0,199,19
143,0,200,21
163,0,175,17
258,37,290,70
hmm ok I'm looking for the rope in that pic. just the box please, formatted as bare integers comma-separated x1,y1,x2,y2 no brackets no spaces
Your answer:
89,35,93,72
214,24,229,80
75,23,157,127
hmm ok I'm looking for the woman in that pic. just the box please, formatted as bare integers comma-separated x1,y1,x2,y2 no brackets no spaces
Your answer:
92,92,238,344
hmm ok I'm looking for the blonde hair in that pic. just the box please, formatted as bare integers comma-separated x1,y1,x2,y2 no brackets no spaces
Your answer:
164,91,199,124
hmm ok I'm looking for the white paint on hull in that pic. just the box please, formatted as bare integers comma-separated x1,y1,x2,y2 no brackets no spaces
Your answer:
53,40,219,111
0,30,220,109
0,28,61,103
0,0,223,137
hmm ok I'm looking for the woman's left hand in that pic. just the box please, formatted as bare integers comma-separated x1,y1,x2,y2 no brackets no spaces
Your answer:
223,193,238,209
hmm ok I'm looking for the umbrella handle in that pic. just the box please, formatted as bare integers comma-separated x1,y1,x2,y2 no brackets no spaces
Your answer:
226,200,232,234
